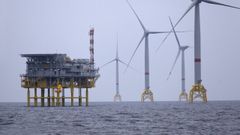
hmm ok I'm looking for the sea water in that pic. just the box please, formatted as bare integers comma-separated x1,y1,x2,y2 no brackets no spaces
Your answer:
0,101,240,135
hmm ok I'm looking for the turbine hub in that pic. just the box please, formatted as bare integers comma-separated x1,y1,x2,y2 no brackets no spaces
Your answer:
144,30,149,34
181,46,189,50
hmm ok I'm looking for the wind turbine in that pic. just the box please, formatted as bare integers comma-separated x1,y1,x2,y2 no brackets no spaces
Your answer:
159,0,240,103
167,17,189,102
126,0,173,102
101,36,129,102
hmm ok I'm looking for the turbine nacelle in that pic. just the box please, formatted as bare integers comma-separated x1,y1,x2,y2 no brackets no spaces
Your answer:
191,0,201,4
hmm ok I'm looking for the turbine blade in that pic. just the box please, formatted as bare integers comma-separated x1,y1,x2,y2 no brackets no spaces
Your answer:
124,35,145,72
119,59,137,71
149,31,166,34
169,17,181,48
100,59,115,68
150,31,188,35
167,50,181,80
119,59,129,67
126,0,146,31
203,0,240,9
156,1,197,52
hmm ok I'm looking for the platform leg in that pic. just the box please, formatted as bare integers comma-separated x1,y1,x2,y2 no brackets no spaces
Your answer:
71,87,74,107
62,88,65,107
47,88,50,107
79,88,82,106
34,88,38,107
86,88,89,107
41,88,45,107
52,88,55,106
56,91,60,106
27,88,30,107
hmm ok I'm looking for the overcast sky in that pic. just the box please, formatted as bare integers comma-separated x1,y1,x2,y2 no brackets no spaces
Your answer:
1,0,240,102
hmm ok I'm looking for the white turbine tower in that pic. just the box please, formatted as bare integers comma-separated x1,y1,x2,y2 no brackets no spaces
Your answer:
167,17,189,102
126,0,173,102
101,36,129,102
159,0,240,103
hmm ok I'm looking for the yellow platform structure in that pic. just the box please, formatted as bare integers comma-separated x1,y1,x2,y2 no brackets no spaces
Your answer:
179,91,188,102
21,76,97,107
189,83,207,103
141,89,154,102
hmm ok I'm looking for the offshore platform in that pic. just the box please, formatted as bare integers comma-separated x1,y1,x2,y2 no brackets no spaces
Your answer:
20,28,99,107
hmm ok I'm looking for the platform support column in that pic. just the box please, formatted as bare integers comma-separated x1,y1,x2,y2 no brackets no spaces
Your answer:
56,84,61,107
34,88,37,107
47,88,50,107
71,87,74,107
52,88,55,106
86,88,89,107
41,88,45,107
56,92,60,106
70,80,74,107
62,88,65,107
79,88,82,106
27,88,30,107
